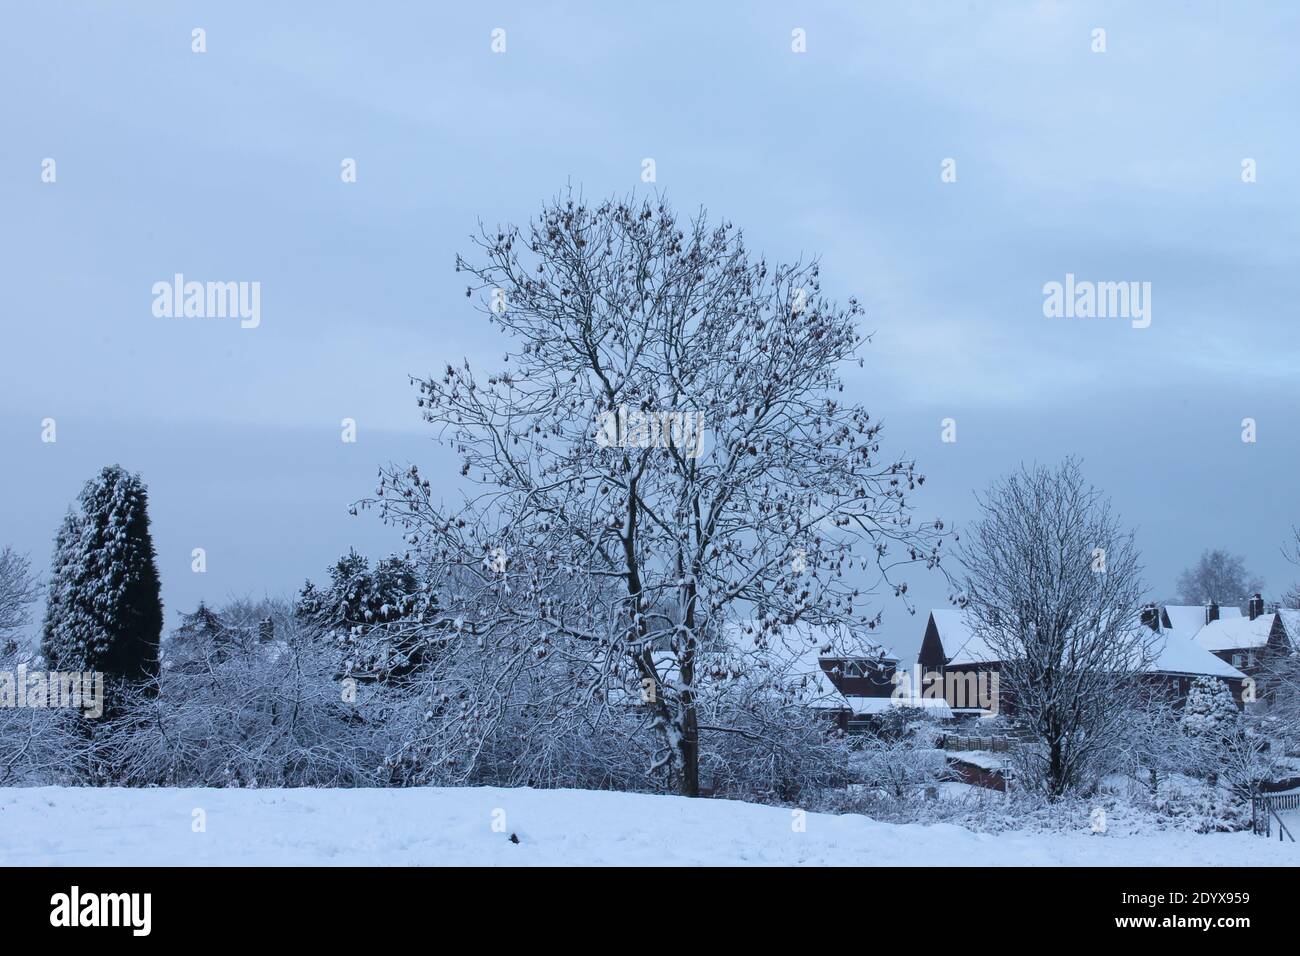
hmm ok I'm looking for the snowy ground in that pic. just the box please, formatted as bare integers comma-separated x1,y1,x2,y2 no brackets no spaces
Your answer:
1,786,1295,866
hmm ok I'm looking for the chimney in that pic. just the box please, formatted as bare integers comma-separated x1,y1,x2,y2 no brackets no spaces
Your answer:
1248,593,1265,621
1140,603,1160,632
1205,601,1219,625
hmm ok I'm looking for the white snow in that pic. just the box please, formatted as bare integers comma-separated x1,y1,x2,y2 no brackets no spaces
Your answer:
1148,627,1245,679
0,786,1293,867
929,608,1244,680
947,750,1005,771
1163,604,1242,636
1193,614,1275,652
841,695,954,717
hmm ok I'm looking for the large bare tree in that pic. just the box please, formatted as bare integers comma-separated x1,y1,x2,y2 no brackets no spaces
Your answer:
1174,549,1261,609
960,459,1155,798
366,192,948,796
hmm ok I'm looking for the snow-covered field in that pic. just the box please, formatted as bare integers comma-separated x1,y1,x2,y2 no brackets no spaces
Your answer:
2,786,1295,866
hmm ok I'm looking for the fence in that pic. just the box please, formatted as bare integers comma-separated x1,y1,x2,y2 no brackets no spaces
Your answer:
1252,790,1299,841
942,735,1015,753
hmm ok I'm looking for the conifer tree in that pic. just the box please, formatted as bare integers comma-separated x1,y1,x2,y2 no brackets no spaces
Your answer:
1181,676,1239,739
40,465,163,682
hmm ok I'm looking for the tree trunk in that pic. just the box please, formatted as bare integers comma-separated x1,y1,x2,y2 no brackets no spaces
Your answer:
1048,739,1065,798
679,706,700,797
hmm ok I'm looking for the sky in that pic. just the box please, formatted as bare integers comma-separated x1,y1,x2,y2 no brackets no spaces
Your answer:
2,1,1299,659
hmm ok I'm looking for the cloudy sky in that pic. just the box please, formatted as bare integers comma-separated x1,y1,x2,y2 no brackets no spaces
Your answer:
3,1,1298,657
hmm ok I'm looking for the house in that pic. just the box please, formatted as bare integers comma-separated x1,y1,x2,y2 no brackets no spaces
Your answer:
1190,593,1291,691
716,620,917,732
1136,604,1249,702
917,608,1002,716
915,605,1247,711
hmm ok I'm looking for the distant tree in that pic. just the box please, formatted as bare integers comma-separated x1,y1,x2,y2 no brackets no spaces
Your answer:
1174,549,1262,609
167,601,232,667
40,466,163,682
960,459,1155,798
296,550,430,681
0,547,40,653
294,579,324,620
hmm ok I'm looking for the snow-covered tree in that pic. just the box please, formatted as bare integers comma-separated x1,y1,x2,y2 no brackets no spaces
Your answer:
1174,549,1261,610
1181,677,1239,739
297,550,418,632
0,546,40,654
850,708,952,802
364,191,949,796
296,550,432,682
960,459,1156,798
92,598,395,787
39,510,80,663
40,465,163,682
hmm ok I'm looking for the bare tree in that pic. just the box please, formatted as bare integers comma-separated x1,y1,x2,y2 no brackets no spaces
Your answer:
1259,646,1300,756
365,191,949,796
1174,548,1262,609
960,459,1156,798
0,547,40,651
1280,527,1300,609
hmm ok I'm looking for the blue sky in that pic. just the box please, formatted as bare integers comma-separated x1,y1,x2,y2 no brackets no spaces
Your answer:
3,1,1298,657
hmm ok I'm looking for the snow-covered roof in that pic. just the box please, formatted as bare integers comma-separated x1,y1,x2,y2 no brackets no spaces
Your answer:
811,692,954,718
929,609,1000,666
1162,604,1242,635
1193,614,1275,652
1146,628,1246,679
710,620,894,707
1275,609,1300,649
928,609,1243,680
949,750,1005,771
845,695,953,717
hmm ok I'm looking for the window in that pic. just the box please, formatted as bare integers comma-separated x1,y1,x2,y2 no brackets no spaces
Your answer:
1232,653,1244,668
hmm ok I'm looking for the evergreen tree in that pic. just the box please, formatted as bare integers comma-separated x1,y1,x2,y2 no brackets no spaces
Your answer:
40,466,163,682
168,601,230,667
301,549,419,634
1181,676,1239,738
296,549,433,681
39,510,81,665
294,579,324,621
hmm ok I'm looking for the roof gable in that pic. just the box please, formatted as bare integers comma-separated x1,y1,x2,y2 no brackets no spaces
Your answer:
928,608,999,666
